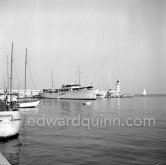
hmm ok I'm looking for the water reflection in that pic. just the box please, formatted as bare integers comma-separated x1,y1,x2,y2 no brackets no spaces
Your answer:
116,98,121,111
58,100,73,113
143,97,148,110
42,99,55,106
41,99,94,119
19,107,39,115
0,138,22,165
0,108,35,165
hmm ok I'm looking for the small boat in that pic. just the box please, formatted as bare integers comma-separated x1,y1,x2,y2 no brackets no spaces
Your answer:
142,88,147,96
19,99,40,108
96,91,107,99
83,102,92,106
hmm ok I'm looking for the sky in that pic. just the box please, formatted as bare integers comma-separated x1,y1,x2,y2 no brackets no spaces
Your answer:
0,0,166,94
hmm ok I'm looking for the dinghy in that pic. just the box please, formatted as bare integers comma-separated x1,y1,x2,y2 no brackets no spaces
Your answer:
19,99,40,108
83,102,92,106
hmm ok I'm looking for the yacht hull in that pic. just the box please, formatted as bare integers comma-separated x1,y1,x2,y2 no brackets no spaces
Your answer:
40,89,97,100
0,111,21,139
19,100,40,108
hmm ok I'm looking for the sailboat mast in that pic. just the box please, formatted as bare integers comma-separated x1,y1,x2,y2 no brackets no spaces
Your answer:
24,48,27,97
18,83,19,93
10,42,13,101
75,65,82,85
3,81,6,94
7,55,9,90
51,69,53,89
78,65,80,85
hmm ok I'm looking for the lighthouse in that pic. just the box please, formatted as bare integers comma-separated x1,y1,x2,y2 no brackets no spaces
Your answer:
116,80,120,93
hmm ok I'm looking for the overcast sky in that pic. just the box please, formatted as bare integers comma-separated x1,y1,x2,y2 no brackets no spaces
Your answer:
0,0,166,94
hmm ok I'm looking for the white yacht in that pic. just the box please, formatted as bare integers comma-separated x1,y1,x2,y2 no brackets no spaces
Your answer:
40,84,98,100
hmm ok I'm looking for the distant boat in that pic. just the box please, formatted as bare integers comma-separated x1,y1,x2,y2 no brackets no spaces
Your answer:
83,102,92,106
96,91,107,99
142,88,147,96
18,48,40,108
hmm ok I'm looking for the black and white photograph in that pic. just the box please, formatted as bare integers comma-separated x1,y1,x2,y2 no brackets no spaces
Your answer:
0,0,166,164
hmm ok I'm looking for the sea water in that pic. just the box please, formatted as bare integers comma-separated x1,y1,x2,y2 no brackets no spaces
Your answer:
0,96,166,165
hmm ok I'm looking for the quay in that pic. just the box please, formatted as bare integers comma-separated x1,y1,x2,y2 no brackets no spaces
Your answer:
0,152,11,165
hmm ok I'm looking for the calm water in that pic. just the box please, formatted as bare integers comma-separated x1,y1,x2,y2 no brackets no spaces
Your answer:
0,96,166,165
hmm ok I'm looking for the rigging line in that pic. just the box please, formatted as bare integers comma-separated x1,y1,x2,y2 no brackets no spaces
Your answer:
27,64,37,91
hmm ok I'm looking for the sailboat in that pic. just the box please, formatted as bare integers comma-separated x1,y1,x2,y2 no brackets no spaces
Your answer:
142,88,147,96
18,48,40,108
0,43,21,140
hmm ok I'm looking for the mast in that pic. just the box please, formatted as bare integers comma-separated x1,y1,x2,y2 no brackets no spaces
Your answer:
78,65,80,85
3,81,6,94
18,83,19,93
7,55,9,90
24,48,27,97
10,42,13,101
108,80,110,90
75,65,82,85
51,69,53,89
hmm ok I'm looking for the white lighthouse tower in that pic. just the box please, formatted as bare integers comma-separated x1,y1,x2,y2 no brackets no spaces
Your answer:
116,80,120,93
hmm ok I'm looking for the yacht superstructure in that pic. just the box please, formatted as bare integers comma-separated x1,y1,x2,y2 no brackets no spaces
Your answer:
40,84,98,100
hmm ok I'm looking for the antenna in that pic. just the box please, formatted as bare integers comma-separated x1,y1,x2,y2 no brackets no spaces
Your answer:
75,65,82,85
